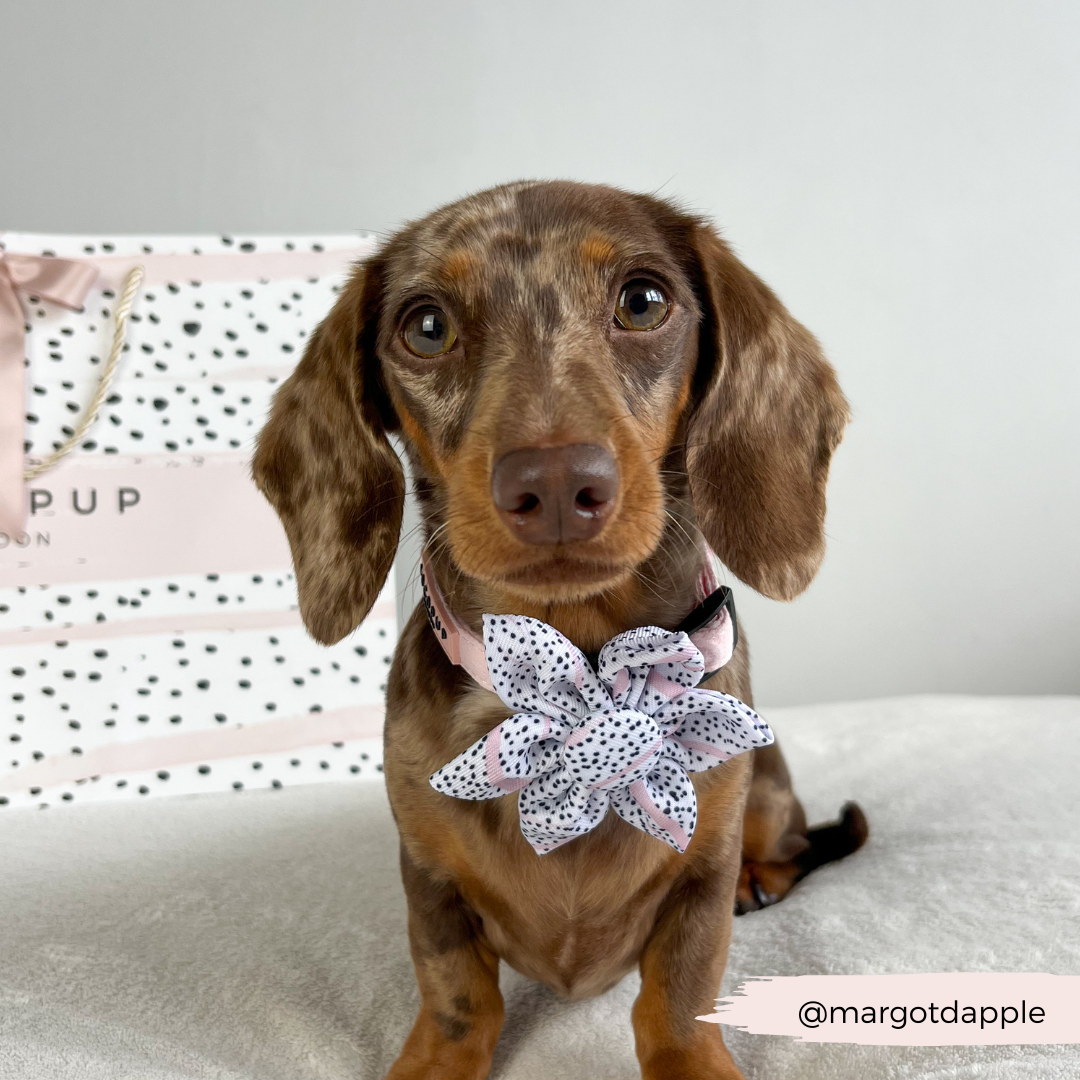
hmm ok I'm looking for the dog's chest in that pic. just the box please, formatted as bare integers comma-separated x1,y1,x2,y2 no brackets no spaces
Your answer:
387,653,751,997
405,687,664,984
460,801,680,996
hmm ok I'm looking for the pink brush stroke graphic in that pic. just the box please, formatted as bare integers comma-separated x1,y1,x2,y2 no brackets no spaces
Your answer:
698,973,1080,1045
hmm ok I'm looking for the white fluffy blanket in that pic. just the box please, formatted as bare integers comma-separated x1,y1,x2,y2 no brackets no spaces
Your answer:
1,695,1078,1079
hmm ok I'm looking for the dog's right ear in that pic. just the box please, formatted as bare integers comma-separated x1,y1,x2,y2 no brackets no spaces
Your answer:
682,222,850,602
252,260,404,645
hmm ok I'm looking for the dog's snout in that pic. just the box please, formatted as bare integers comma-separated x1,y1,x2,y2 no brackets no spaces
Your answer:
491,444,618,545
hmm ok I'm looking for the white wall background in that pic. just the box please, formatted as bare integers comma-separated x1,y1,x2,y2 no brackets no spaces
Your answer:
3,0,1077,706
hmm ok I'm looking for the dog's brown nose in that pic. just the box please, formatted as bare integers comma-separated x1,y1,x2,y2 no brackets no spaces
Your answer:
491,444,618,545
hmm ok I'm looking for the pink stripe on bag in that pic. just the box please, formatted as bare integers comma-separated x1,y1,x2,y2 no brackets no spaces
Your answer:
0,704,386,794
0,600,396,647
2,457,290,588
88,245,375,290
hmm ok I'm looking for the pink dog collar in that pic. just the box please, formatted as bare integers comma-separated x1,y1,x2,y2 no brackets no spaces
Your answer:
420,546,738,692
421,550,774,855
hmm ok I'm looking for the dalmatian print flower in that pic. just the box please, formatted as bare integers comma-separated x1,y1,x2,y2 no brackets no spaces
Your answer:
429,614,773,854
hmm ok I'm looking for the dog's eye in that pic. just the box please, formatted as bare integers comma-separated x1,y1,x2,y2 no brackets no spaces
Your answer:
402,306,458,357
614,279,669,331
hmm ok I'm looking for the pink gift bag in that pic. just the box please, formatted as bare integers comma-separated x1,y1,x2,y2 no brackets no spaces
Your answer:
0,232,396,810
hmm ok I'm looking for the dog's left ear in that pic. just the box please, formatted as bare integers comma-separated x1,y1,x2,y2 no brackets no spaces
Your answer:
252,260,405,644
684,222,850,601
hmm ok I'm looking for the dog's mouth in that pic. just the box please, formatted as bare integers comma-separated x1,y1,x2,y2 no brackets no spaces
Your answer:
495,554,632,593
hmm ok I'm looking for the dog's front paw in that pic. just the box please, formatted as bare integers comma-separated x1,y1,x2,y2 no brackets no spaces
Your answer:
384,1046,493,1080
383,1003,501,1080
639,1044,746,1080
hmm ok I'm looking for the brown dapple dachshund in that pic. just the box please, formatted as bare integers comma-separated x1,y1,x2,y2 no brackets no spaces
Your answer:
253,180,867,1080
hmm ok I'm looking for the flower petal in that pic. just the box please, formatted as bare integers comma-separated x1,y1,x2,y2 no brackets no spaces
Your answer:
562,708,662,791
429,711,568,800
518,770,611,854
483,614,608,719
598,627,705,713
656,690,774,771
610,761,699,852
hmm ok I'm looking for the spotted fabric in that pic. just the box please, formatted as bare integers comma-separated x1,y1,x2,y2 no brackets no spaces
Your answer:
429,614,773,855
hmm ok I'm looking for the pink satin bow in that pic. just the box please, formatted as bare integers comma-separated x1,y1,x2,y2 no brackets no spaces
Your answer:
0,251,100,534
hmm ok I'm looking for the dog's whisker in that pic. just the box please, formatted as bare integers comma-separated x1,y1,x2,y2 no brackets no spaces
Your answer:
663,509,698,551
628,564,670,607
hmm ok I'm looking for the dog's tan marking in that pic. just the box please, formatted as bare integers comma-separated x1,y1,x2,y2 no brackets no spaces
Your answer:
438,248,478,286
580,233,617,266
391,390,444,475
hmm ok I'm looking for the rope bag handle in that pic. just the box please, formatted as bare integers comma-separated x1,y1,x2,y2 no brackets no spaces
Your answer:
23,264,144,481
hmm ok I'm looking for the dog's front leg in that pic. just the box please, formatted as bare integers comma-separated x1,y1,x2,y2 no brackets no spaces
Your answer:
631,850,746,1079
386,845,504,1080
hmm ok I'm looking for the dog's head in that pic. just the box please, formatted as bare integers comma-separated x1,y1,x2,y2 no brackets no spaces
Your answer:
253,181,849,645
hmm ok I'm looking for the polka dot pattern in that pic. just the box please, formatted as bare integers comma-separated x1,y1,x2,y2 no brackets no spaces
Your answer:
429,614,773,855
0,233,388,811
1,232,371,460
0,568,396,809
